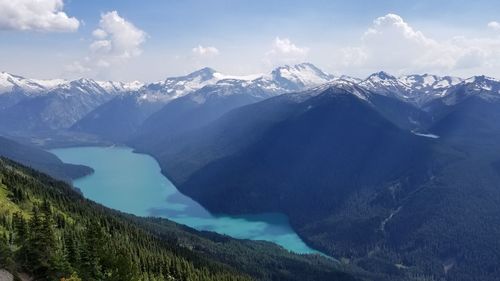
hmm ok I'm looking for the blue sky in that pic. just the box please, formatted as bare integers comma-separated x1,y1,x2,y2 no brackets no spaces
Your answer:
3,0,500,82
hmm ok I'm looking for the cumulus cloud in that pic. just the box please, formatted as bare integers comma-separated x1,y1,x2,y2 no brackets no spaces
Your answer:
265,37,309,66
68,11,147,77
92,11,147,59
271,37,309,56
92,28,107,39
0,0,79,32
192,45,219,57
337,13,500,76
488,21,500,31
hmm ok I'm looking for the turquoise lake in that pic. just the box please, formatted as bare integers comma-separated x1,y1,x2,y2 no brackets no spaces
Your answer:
51,146,320,254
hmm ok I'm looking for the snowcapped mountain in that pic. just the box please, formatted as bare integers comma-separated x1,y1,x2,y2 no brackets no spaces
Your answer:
6,64,500,142
0,72,142,98
180,63,336,105
423,75,500,141
135,63,336,103
96,80,144,94
129,63,333,147
137,67,221,102
0,63,337,112
0,72,63,95
399,74,461,93
0,73,146,133
431,75,500,107
463,75,500,93
0,77,137,134
267,63,335,91
71,68,269,141
359,71,412,99
72,63,337,142
54,78,112,97
359,71,463,106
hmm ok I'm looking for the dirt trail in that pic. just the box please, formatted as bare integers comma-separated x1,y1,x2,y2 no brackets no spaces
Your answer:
0,269,13,281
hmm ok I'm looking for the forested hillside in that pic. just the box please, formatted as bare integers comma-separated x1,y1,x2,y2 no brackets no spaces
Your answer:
0,157,358,281
0,136,92,182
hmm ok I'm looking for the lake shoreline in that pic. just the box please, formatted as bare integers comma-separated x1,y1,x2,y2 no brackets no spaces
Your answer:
51,145,322,255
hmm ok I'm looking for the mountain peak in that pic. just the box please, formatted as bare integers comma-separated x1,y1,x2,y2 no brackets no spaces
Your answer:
185,67,217,80
0,72,48,94
465,75,499,84
69,78,102,89
270,63,334,90
272,62,325,75
368,71,396,81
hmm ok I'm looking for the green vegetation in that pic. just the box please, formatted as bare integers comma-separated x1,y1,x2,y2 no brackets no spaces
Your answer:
0,157,357,281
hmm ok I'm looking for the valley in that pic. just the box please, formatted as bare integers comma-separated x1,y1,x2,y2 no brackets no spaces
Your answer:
51,146,320,255
6,2,500,280
2,62,500,280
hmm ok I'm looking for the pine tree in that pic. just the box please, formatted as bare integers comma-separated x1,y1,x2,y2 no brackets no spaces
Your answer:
80,223,105,280
0,233,14,270
60,272,82,281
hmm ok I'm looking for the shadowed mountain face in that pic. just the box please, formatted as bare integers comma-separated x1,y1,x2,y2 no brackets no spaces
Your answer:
0,135,92,181
132,82,273,150
423,77,500,143
130,63,339,148
138,79,500,280
139,83,432,185
70,95,163,142
177,87,433,217
69,68,223,142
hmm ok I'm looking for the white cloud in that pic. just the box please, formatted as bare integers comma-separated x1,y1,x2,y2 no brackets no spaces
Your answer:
265,37,309,66
66,60,91,74
92,28,107,39
336,13,500,76
94,11,147,59
0,0,79,32
272,37,308,56
488,21,500,31
68,11,147,78
192,45,219,57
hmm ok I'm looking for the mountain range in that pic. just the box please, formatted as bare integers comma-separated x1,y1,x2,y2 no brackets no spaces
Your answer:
2,63,500,280
0,63,477,141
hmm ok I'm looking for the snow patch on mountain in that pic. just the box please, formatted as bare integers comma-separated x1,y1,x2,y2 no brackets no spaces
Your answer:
137,63,337,104
96,80,144,93
0,72,49,95
270,63,335,90
360,72,464,106
412,131,440,139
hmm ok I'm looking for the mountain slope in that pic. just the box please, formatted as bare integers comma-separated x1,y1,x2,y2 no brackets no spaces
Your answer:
132,80,273,150
175,85,432,218
0,136,92,181
138,82,431,185
70,68,229,142
359,72,462,106
0,79,118,135
424,76,500,141
266,63,335,91
132,63,336,149
70,95,162,142
0,157,358,281
0,72,63,111
142,80,500,280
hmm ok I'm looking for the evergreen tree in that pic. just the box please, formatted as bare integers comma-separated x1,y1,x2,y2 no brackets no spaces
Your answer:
0,233,14,270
